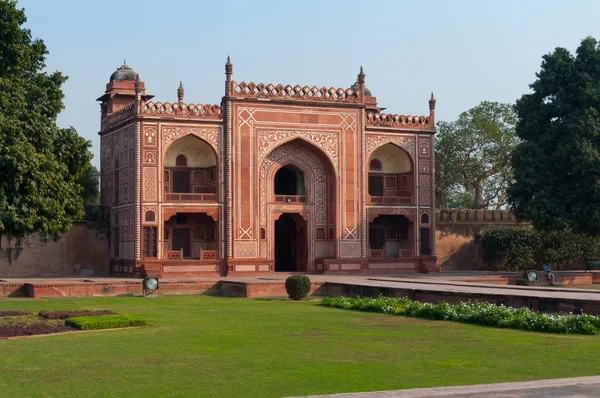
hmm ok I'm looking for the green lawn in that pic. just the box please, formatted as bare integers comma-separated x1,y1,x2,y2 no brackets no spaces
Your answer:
0,296,599,397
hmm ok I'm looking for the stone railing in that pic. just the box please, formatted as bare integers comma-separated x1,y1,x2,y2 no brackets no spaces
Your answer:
366,112,432,130
165,193,217,202
101,102,136,130
231,81,360,103
436,209,518,223
199,249,217,260
165,249,183,260
274,195,307,203
142,102,221,119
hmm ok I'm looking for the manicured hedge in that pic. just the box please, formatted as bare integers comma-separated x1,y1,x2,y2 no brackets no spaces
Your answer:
39,310,115,320
0,311,31,317
320,296,600,335
65,314,146,331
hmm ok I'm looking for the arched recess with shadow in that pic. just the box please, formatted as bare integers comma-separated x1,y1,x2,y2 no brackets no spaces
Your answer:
163,135,218,202
367,143,414,205
260,138,337,271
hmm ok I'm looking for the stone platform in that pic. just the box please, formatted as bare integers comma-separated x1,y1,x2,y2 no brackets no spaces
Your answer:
1,272,599,315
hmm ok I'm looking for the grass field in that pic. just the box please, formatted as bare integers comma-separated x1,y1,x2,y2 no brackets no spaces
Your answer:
0,295,599,397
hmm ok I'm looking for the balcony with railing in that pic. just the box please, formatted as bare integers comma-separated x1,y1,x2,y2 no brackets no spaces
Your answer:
368,247,414,258
367,195,413,205
274,195,307,204
164,248,217,261
165,193,217,202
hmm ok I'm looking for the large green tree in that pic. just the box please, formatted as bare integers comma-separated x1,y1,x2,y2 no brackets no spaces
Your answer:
435,101,519,209
76,165,100,206
0,1,92,242
509,37,600,235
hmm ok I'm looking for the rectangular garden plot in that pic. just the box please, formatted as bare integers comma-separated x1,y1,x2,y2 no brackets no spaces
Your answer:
0,310,145,338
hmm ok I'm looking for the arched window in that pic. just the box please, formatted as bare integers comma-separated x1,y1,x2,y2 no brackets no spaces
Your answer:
145,210,155,222
176,154,187,167
421,213,430,224
369,158,382,171
274,166,306,195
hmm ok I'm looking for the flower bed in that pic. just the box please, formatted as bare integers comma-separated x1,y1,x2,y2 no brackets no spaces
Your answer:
0,311,146,338
0,311,31,317
65,314,146,330
39,310,116,320
0,314,68,338
0,324,68,338
320,296,600,335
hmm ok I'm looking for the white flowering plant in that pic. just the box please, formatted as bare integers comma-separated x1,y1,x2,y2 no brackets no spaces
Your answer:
320,296,600,335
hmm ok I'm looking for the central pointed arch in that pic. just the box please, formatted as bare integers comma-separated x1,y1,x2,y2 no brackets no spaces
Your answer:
259,138,337,269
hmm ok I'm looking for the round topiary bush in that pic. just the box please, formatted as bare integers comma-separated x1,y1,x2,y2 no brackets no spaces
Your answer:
285,275,311,300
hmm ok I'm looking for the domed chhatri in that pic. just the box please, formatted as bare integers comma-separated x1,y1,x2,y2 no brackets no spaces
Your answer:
110,60,137,81
350,79,372,97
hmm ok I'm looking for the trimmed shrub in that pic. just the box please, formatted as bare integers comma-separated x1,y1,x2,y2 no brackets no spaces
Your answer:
285,275,311,300
516,279,530,286
481,227,539,271
320,296,600,335
65,314,146,331
481,226,600,271
0,311,31,317
39,310,116,320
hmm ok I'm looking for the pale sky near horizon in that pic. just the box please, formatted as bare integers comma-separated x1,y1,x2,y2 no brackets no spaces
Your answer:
17,0,600,167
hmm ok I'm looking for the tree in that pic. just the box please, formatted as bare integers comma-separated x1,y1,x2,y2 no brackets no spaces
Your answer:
435,101,519,209
77,165,100,206
509,37,600,235
0,1,92,242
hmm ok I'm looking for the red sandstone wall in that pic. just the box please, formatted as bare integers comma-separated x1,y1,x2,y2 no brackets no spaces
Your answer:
436,210,526,271
0,221,110,278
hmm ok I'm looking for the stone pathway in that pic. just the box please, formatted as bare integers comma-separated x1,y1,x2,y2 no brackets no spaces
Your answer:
288,376,600,397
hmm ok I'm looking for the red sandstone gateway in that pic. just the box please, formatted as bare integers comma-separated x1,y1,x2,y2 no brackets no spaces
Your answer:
97,59,437,278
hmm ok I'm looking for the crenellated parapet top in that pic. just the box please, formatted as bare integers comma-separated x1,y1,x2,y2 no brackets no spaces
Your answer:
366,112,433,130
230,81,361,103
101,102,136,130
142,101,222,119
100,101,222,131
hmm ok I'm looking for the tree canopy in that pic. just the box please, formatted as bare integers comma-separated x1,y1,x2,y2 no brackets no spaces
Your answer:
435,101,519,209
0,0,92,239
509,36,600,235
76,165,100,206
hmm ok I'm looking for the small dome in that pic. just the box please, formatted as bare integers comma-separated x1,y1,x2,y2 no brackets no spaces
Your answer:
350,80,372,97
110,60,137,81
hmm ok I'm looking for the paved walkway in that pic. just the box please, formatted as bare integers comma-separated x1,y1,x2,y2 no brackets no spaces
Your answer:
2,272,599,301
289,376,600,398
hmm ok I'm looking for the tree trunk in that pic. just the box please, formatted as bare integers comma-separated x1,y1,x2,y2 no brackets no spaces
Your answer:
435,188,446,209
474,182,485,209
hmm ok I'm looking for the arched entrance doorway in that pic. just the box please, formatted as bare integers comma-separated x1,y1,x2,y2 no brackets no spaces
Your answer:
261,139,337,271
274,213,307,272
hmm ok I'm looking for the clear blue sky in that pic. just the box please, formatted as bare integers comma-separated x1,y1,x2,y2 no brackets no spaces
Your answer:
18,0,600,168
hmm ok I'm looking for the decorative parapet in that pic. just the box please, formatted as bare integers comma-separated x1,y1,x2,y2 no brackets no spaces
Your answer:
142,102,222,119
436,209,520,224
230,81,360,103
100,102,136,131
366,112,433,130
